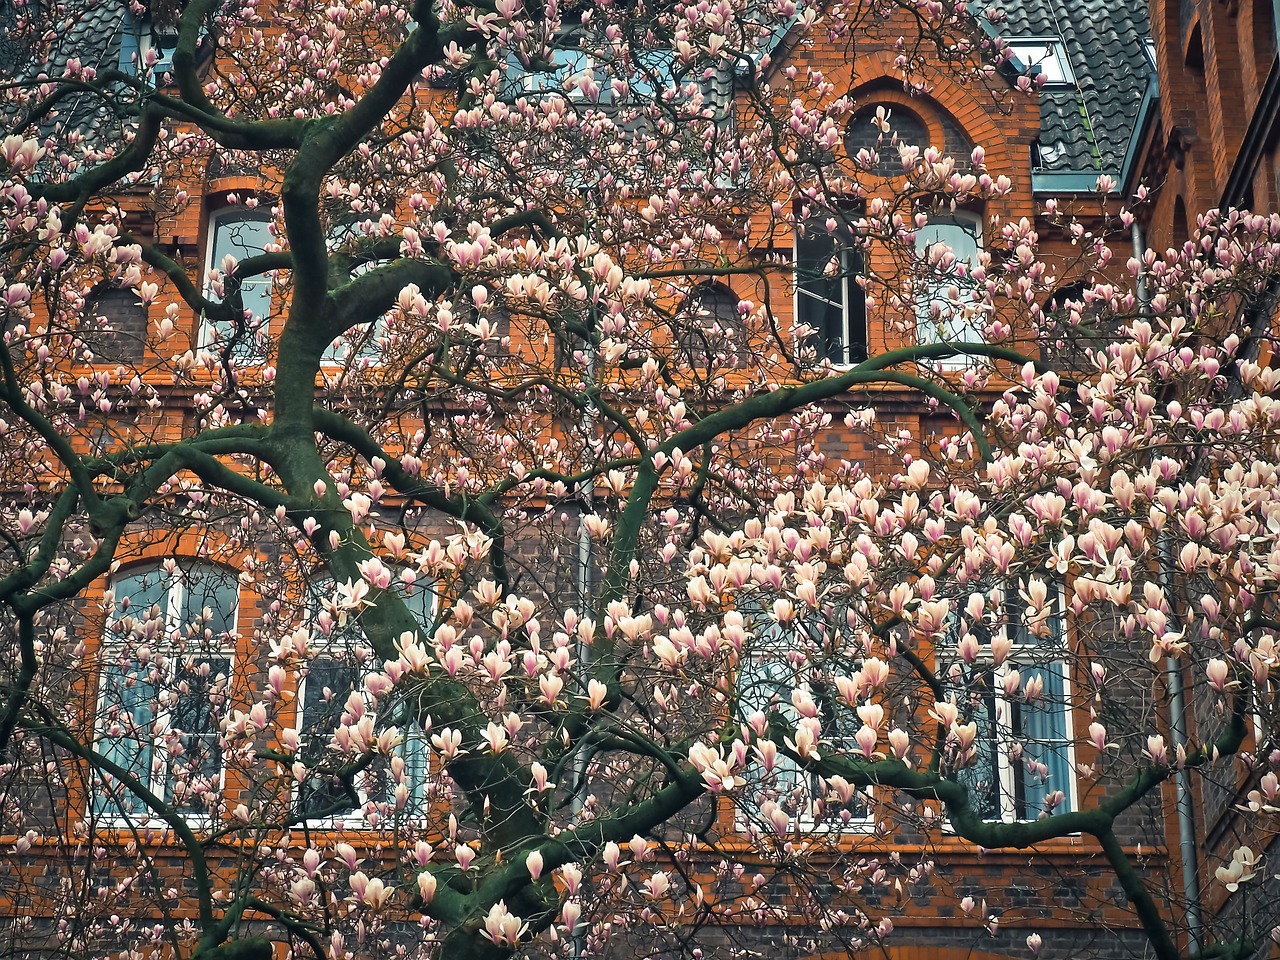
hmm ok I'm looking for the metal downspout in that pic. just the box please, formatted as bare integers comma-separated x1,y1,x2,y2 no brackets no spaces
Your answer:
1134,219,1204,951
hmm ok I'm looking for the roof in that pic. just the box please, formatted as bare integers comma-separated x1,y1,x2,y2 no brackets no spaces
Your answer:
3,0,131,150
1002,0,1154,173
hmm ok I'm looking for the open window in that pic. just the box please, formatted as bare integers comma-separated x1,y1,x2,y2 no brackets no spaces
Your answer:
795,212,868,366
118,9,179,79
93,562,238,821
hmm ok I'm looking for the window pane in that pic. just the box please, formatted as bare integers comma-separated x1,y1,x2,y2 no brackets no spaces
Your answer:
166,655,231,813
94,663,156,820
298,659,361,817
1018,663,1073,817
916,218,983,349
81,287,146,362
108,569,169,641
207,210,272,362
678,284,745,369
796,220,866,364
210,211,273,320
178,563,238,642
954,681,1002,821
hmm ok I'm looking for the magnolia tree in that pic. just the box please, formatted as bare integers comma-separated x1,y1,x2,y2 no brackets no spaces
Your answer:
1,0,1280,958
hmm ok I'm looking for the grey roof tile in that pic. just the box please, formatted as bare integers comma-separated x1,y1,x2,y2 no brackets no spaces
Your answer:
1004,0,1152,171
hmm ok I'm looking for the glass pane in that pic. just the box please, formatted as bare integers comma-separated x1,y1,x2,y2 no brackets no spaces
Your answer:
166,655,231,813
94,663,156,820
210,211,273,322
401,724,430,808
397,580,436,633
1018,663,1073,817
916,218,982,345
108,569,169,641
953,682,1001,820
178,563,238,642
298,659,361,817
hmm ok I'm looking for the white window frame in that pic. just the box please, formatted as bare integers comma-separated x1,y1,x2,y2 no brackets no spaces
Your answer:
947,582,1077,824
119,10,179,79
735,611,876,834
202,207,274,363
1006,39,1077,87
321,219,390,368
915,211,985,369
295,576,436,827
794,212,867,367
92,563,238,825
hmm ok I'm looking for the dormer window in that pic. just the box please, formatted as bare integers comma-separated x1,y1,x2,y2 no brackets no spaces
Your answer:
1007,39,1076,86
119,10,179,79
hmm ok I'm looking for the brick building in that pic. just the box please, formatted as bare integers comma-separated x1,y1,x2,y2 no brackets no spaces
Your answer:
2,0,1264,959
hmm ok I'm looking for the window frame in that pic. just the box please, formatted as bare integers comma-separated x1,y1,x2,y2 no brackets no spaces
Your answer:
1006,39,1077,87
202,206,275,364
294,575,437,827
914,210,985,369
321,218,392,368
676,281,746,371
794,209,869,367
91,562,239,826
946,581,1078,824
735,607,876,834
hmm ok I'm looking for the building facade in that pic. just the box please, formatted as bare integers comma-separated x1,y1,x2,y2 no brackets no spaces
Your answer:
3,0,1270,958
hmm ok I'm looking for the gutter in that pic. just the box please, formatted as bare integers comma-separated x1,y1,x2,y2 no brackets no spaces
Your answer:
1032,169,1121,195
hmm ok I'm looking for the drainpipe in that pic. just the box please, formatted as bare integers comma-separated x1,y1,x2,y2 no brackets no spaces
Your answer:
1133,219,1204,951
1131,223,1148,306
571,281,599,960
1158,534,1206,954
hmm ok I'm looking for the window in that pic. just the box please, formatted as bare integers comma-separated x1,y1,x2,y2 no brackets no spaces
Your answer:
1006,39,1076,86
795,213,868,365
947,583,1075,822
296,577,435,822
322,217,391,366
736,605,874,831
118,10,179,79
844,103,929,175
1040,284,1119,370
93,562,238,821
204,208,273,363
80,286,146,363
677,283,746,371
915,213,984,366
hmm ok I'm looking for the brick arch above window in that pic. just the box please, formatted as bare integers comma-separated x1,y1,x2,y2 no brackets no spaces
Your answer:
841,61,1020,175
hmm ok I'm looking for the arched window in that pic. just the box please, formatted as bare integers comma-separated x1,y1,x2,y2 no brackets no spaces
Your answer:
677,282,745,370
915,212,984,366
203,207,273,363
93,561,239,821
844,104,929,175
296,575,435,822
80,286,146,363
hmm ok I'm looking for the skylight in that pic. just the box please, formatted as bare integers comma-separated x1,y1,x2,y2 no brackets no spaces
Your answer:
1008,39,1076,86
